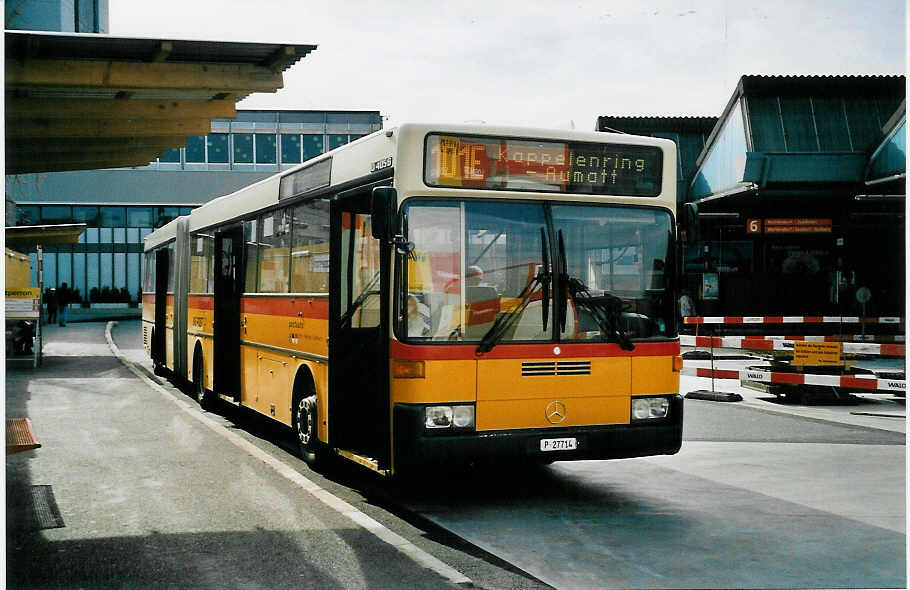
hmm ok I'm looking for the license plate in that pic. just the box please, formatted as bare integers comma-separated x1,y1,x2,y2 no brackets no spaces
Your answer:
540,437,577,452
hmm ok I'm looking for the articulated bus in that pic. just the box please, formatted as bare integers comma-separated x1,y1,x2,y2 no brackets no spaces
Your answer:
142,123,683,476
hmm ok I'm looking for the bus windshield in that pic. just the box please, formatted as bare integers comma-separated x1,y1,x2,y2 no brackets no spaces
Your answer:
398,199,675,344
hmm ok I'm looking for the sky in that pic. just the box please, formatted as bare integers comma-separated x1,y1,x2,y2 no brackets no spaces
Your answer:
110,0,906,129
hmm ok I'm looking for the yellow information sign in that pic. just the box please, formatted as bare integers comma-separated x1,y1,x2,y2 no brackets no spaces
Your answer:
792,341,842,366
6,287,41,320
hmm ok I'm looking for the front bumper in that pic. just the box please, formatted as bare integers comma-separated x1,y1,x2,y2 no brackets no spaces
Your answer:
393,395,683,471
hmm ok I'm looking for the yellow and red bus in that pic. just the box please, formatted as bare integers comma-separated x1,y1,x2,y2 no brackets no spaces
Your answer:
142,123,683,476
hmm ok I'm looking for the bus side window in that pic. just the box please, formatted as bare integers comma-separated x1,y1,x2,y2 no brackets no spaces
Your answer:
290,199,330,294
258,209,291,294
243,219,259,293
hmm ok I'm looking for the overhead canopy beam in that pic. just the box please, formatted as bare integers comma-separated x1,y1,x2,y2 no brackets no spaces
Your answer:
7,135,189,155
7,97,237,120
6,59,284,93
7,117,213,139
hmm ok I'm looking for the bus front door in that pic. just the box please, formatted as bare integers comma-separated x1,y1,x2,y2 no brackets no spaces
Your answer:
213,226,243,402
152,247,168,368
329,193,391,468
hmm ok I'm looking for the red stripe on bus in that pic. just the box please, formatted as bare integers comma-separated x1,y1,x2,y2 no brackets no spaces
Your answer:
389,340,680,361
188,295,214,310
725,316,743,324
764,316,783,323
240,296,330,319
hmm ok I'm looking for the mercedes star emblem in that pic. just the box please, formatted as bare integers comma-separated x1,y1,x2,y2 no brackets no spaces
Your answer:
545,400,567,424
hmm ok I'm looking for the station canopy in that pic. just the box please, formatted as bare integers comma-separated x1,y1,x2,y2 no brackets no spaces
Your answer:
5,30,317,174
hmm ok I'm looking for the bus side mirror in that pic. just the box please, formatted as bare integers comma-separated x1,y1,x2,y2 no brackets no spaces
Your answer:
371,186,398,242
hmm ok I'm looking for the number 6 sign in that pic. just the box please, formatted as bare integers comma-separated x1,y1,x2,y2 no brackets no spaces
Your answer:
746,218,762,234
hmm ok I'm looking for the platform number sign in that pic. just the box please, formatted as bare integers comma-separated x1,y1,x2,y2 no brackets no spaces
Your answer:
747,219,762,234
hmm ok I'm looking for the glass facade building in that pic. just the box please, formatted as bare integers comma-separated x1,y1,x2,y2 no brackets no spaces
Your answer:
10,110,383,303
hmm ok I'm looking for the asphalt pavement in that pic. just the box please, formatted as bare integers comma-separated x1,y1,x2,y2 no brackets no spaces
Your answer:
6,321,548,589
8,324,906,589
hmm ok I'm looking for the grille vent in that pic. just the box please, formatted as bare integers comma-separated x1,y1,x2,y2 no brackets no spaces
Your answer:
521,360,591,377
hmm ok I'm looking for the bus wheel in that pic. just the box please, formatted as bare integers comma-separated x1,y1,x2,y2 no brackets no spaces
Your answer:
194,352,213,411
295,395,321,467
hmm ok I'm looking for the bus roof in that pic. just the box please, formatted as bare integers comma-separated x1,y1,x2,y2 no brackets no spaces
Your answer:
145,122,676,250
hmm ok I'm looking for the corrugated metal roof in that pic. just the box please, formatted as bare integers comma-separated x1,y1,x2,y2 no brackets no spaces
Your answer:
739,74,905,96
5,30,316,72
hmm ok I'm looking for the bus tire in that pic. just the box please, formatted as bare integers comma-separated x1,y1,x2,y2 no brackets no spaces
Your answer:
295,394,322,468
193,347,213,411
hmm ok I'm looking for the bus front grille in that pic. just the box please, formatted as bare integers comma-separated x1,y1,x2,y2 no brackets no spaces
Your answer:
521,360,591,377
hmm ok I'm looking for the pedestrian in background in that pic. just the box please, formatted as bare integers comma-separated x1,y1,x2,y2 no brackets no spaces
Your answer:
46,288,58,324
57,283,69,326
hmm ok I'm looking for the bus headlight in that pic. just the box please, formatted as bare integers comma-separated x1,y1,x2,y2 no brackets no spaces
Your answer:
425,406,453,428
452,405,475,428
631,396,670,421
424,405,475,430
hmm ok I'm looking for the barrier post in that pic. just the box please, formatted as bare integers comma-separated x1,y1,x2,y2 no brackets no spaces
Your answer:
685,323,743,402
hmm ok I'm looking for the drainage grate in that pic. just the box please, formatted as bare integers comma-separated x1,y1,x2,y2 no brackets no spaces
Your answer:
30,485,65,530
521,360,591,376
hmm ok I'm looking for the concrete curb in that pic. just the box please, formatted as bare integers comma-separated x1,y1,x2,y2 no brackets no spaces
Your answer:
686,390,744,402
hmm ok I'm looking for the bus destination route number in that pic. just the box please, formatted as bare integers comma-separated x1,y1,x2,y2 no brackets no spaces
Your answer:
540,437,577,452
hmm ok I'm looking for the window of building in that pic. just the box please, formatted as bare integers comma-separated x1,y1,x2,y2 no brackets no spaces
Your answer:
236,111,278,123
258,209,290,293
243,219,259,293
328,134,348,151
281,134,302,163
280,112,325,124
17,205,40,225
98,207,125,227
185,136,206,163
154,207,179,227
159,148,181,163
127,207,154,228
291,198,330,293
255,134,277,164
72,206,99,225
207,134,229,163
41,205,72,225
233,134,254,163
303,135,324,160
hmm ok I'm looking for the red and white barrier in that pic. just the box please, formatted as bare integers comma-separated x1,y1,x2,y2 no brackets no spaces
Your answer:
722,335,905,343
680,335,905,357
684,316,903,325
681,367,906,393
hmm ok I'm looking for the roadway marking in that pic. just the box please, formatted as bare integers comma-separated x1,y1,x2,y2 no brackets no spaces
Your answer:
104,322,471,586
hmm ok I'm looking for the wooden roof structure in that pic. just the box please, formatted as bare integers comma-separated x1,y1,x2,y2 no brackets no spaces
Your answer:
5,30,317,174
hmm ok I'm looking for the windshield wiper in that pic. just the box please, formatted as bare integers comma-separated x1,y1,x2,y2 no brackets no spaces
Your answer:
565,277,634,351
556,229,634,351
476,228,551,354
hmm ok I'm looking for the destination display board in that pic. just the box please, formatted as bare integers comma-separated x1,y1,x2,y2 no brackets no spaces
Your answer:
424,133,663,196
